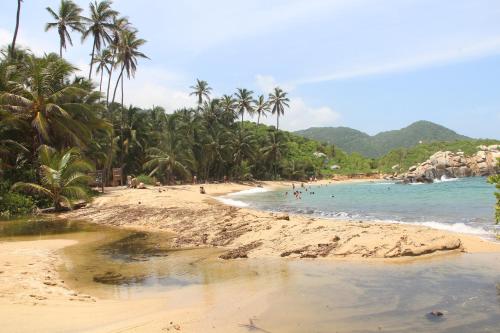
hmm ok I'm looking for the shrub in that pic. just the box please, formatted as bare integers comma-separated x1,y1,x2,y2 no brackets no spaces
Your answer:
135,174,156,185
0,192,36,217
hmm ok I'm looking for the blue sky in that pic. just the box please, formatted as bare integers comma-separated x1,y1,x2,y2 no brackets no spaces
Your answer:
1,0,499,138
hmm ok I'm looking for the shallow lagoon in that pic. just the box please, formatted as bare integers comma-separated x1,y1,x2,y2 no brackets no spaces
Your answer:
1,218,499,332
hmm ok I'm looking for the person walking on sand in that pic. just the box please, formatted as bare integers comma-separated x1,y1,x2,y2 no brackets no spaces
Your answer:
193,175,197,185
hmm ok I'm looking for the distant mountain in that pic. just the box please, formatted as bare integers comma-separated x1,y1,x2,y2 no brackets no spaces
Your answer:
295,121,471,158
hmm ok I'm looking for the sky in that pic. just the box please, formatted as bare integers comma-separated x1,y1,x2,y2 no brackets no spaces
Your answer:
1,0,499,138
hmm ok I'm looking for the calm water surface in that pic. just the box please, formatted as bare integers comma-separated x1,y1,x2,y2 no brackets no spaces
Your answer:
224,177,499,237
1,215,499,332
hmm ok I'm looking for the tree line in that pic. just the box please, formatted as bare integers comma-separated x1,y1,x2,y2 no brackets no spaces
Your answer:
0,0,341,214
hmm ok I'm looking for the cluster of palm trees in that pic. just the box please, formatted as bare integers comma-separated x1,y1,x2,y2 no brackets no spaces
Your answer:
190,79,290,130
0,1,335,213
43,0,148,109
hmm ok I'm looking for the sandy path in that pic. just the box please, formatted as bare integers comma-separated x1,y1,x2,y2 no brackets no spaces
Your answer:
63,181,500,261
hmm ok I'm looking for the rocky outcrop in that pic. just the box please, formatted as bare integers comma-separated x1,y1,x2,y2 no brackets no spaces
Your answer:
401,145,499,183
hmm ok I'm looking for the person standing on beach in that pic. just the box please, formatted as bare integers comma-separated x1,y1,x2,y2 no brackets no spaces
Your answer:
193,175,197,185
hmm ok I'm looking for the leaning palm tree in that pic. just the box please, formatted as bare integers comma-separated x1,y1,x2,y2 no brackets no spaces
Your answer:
268,87,289,131
45,0,85,57
12,145,93,211
254,94,269,125
82,0,117,80
92,48,112,94
189,79,212,108
111,30,148,106
235,88,254,127
11,0,23,58
105,16,131,106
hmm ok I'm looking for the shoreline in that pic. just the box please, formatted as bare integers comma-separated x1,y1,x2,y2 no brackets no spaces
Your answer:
62,179,500,261
1,179,500,332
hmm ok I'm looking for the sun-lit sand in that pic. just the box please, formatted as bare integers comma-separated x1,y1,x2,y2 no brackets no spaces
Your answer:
1,179,500,332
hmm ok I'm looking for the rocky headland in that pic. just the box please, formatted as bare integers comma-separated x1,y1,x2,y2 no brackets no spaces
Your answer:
400,145,499,183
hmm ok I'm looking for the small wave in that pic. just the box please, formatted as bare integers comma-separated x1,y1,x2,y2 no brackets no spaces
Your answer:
214,197,249,208
409,221,489,235
227,187,270,196
433,176,459,183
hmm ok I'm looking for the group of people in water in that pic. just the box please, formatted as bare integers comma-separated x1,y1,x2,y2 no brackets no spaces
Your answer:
286,182,319,200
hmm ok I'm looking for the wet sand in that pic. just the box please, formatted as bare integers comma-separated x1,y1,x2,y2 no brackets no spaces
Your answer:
1,234,499,333
63,181,500,260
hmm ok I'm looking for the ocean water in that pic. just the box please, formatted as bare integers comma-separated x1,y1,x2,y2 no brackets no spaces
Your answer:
222,177,499,236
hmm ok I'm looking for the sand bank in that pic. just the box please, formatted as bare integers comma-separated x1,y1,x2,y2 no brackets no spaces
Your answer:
63,181,500,261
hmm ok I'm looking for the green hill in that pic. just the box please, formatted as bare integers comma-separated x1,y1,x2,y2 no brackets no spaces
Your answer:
295,120,471,157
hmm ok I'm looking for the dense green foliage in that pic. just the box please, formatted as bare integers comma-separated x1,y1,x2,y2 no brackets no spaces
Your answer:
295,120,471,158
0,191,35,217
488,160,500,224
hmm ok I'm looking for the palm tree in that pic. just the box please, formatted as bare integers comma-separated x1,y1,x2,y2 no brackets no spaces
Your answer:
111,30,148,106
11,0,23,58
235,88,254,127
105,16,131,106
219,94,237,125
268,87,289,131
0,54,103,151
92,48,112,94
254,94,269,126
231,129,255,178
261,131,287,179
45,0,85,58
143,117,192,184
189,79,211,108
82,0,117,80
12,145,93,211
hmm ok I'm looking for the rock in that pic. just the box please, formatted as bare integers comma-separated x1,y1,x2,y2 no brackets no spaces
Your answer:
401,147,499,183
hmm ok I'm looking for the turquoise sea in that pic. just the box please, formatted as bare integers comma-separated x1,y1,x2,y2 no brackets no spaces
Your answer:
220,177,499,237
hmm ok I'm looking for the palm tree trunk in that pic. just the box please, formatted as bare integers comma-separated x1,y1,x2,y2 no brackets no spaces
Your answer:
119,76,124,167
10,0,22,58
59,42,62,58
88,40,96,80
276,114,279,131
106,56,115,106
111,64,125,106
99,70,103,95
257,112,260,125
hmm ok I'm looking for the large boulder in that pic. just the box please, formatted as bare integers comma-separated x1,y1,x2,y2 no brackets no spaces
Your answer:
401,146,499,183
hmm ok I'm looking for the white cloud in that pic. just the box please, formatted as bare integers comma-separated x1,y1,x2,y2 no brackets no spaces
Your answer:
293,37,500,84
255,74,295,94
120,65,196,111
261,97,341,131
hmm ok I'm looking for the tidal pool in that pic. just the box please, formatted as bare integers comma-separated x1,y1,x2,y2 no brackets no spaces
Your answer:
1,218,499,332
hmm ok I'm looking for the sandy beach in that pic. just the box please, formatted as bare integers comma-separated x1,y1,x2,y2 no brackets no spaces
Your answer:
1,180,500,332
63,180,500,260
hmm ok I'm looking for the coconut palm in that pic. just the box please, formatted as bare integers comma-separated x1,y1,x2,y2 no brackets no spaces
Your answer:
254,94,269,126
45,0,85,57
0,54,101,150
92,48,112,94
231,129,255,178
111,30,148,106
189,79,212,108
12,145,93,211
11,0,23,58
261,131,287,179
105,16,131,106
219,94,237,125
268,87,289,131
82,0,117,80
143,117,192,184
235,88,254,127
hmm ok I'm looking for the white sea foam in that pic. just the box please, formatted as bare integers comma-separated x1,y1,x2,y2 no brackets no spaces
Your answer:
227,187,270,196
408,221,489,235
214,197,249,208
433,176,459,183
